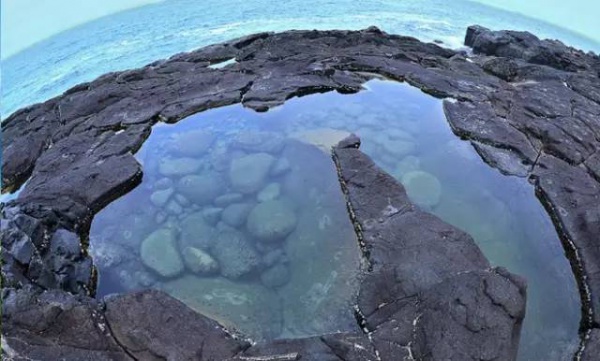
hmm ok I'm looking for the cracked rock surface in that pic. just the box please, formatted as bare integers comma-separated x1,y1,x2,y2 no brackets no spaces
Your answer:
2,24,599,359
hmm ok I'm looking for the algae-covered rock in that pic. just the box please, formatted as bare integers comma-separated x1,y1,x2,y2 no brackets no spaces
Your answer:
401,170,442,207
158,157,203,177
229,153,275,194
246,200,297,243
211,230,261,279
177,174,223,204
182,246,219,275
140,228,183,278
180,212,216,250
160,274,282,340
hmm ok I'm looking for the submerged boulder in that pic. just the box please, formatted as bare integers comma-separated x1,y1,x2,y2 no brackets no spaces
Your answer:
201,207,223,226
170,129,215,157
177,174,223,204
140,228,183,278
260,263,291,289
211,230,261,279
221,203,254,228
165,199,183,215
232,131,285,154
257,182,281,202
229,153,275,194
150,187,174,207
246,200,297,243
180,212,216,250
214,193,244,207
182,246,219,275
270,157,291,177
158,157,203,177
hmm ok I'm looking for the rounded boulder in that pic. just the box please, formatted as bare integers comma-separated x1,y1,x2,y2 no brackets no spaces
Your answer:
246,200,297,243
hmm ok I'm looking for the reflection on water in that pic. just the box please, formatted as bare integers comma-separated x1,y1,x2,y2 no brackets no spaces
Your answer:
90,79,580,359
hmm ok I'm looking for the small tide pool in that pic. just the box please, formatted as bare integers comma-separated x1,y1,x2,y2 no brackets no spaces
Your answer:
89,79,580,359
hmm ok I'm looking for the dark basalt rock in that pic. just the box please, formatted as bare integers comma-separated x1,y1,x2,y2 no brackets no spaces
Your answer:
581,329,600,361
2,24,599,358
2,286,132,361
465,25,600,74
1,205,94,295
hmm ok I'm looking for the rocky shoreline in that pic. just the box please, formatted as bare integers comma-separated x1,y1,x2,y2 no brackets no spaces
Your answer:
2,25,600,359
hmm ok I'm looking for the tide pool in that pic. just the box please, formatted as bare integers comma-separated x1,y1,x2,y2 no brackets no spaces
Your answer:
88,80,580,359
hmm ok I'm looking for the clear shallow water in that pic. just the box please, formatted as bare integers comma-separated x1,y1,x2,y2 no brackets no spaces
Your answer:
89,80,580,359
2,0,599,120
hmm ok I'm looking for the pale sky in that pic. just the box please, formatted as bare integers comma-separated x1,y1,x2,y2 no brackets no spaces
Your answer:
1,0,599,59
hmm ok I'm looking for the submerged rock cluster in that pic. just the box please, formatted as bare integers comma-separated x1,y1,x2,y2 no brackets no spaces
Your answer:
2,24,599,360
136,130,298,285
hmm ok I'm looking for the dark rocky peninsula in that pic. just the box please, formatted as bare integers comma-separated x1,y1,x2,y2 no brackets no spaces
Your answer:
2,25,599,360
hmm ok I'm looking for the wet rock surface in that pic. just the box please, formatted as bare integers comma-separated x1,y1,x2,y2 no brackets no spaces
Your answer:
2,24,599,358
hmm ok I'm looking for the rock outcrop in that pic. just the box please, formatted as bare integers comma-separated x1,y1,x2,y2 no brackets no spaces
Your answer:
2,24,599,358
